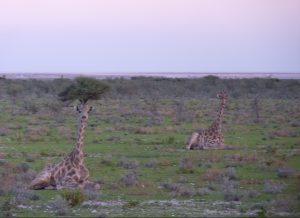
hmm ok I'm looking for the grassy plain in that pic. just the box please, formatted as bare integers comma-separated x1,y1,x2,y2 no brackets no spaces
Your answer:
0,77,299,217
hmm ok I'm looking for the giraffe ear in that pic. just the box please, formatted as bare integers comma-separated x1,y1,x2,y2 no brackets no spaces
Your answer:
75,105,81,113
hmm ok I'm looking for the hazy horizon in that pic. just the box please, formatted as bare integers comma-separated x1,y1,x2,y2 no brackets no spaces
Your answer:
1,0,300,73
3,72,300,80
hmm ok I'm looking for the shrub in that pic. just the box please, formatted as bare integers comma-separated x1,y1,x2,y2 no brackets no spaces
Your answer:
174,185,195,197
243,189,259,199
100,154,113,166
270,198,296,212
165,136,175,144
290,120,300,127
179,158,194,173
196,187,212,196
178,176,188,183
61,189,85,207
133,127,154,134
277,167,294,178
84,189,100,200
17,162,31,173
96,213,107,218
118,157,139,169
224,167,237,180
15,170,36,183
160,181,180,192
222,177,243,201
0,196,13,217
272,128,296,137
10,184,39,205
161,181,196,197
119,171,138,186
144,159,157,168
25,157,35,163
0,127,11,136
48,196,69,216
25,127,50,142
122,200,140,209
0,188,5,197
22,100,39,114
201,168,223,182
263,180,285,193
59,77,109,103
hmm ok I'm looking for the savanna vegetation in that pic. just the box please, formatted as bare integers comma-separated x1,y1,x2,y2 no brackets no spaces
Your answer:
0,76,299,217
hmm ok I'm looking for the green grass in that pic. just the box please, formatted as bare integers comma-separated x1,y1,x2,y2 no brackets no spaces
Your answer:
0,97,299,217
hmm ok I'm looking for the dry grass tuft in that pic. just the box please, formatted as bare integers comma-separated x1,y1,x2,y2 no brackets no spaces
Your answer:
200,168,223,182
272,127,296,137
133,127,155,134
25,126,50,142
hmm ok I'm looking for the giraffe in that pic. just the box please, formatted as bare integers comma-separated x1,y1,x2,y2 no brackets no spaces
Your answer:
186,92,229,150
29,103,100,190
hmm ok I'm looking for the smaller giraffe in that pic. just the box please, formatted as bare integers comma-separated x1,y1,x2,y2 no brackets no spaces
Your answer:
186,92,229,150
29,103,100,190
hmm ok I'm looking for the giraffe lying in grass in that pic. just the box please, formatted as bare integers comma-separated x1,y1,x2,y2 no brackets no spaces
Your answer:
29,103,100,190
186,92,231,150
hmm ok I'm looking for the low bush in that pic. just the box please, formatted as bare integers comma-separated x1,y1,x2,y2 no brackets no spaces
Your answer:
48,196,70,216
61,189,85,207
224,167,237,180
144,159,157,168
277,167,294,178
179,158,194,173
119,171,139,186
161,181,196,197
118,157,139,170
100,154,113,166
264,180,285,193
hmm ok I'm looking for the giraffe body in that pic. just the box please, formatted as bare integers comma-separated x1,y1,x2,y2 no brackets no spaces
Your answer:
29,103,100,190
186,92,228,150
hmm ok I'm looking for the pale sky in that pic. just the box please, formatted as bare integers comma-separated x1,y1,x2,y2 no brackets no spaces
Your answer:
0,0,300,73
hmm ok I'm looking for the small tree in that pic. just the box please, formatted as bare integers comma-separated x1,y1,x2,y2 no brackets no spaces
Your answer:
58,77,109,103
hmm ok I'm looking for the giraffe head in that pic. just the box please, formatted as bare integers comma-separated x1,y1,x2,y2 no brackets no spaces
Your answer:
217,91,228,103
75,103,93,120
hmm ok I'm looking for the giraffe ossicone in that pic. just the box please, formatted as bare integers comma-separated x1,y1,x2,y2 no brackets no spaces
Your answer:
29,103,100,190
186,91,231,150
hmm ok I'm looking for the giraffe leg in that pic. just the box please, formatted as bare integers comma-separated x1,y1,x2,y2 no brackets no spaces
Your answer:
79,165,90,181
186,132,199,150
29,178,50,190
28,167,52,190
219,133,225,145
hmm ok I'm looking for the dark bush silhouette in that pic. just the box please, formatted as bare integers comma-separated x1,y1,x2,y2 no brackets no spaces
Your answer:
58,77,109,103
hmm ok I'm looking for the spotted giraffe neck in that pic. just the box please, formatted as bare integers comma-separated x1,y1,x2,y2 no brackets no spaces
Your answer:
76,116,87,151
210,99,226,131
70,111,88,165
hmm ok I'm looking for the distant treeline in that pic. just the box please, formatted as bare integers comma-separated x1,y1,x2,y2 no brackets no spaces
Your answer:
1,76,300,100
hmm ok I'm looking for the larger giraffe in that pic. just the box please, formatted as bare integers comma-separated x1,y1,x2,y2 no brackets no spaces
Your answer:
29,103,100,190
186,92,229,150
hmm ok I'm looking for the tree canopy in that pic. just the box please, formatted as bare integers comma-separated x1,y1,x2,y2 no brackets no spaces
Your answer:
59,77,109,103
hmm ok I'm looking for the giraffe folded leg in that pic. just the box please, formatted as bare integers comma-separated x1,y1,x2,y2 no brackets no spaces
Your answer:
28,167,52,190
29,179,50,190
186,132,200,150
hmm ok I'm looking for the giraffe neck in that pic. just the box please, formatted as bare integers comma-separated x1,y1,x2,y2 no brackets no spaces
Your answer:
70,115,88,165
76,117,87,152
210,99,226,131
